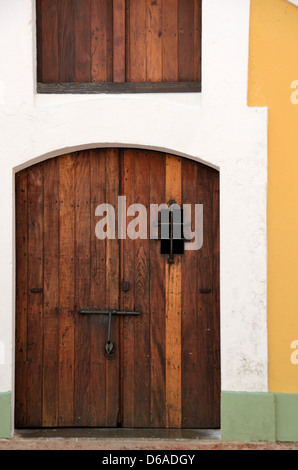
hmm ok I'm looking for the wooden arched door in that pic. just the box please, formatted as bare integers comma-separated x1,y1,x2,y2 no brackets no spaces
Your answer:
15,148,220,429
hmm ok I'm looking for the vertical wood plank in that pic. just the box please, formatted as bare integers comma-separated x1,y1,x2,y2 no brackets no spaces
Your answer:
26,164,44,427
89,149,107,426
36,0,59,83
74,151,92,426
122,149,136,427
15,171,28,427
58,154,75,426
113,0,126,82
58,0,76,82
127,0,147,82
178,0,194,81
165,155,182,429
146,0,162,82
133,151,150,427
42,158,59,427
212,170,221,427
181,158,199,428
194,0,202,83
105,149,120,426
91,0,113,82
149,152,166,428
125,0,131,82
162,0,178,82
74,0,91,82
196,164,214,426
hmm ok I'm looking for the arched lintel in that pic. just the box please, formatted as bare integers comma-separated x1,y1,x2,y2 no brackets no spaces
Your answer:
13,143,220,174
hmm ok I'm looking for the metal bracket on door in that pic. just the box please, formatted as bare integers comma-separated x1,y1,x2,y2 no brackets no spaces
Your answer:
78,309,141,355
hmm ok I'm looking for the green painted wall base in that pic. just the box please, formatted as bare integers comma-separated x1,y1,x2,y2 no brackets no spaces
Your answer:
221,391,298,442
1,390,298,441
0,392,11,439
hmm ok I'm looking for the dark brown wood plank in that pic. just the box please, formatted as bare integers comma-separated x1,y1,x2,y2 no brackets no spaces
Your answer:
178,0,195,81
58,0,76,82
91,0,113,82
15,170,28,427
149,152,166,428
104,149,120,426
196,164,214,427
58,154,75,426
74,151,92,426
26,164,44,427
133,151,150,427
113,0,126,82
162,0,179,82
74,0,91,82
146,0,162,82
36,0,59,83
37,81,201,94
181,157,199,428
122,149,136,427
42,158,59,427
211,169,220,427
36,0,43,83
194,0,202,83
119,151,125,427
125,0,131,82
127,0,147,82
89,149,107,426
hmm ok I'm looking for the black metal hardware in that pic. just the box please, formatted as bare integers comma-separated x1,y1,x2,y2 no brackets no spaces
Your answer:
105,312,114,355
30,288,43,294
78,309,140,316
200,288,212,294
158,207,185,264
122,281,130,292
168,199,176,206
78,309,141,355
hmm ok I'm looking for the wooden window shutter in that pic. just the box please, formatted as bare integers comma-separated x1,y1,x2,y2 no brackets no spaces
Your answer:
36,0,201,94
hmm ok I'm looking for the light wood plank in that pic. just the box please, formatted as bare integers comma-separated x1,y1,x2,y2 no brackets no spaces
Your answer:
162,0,179,82
146,0,162,82
91,0,113,82
165,155,182,429
113,0,126,82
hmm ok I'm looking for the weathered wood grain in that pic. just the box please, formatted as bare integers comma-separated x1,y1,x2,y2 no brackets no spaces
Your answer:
26,164,44,427
165,155,182,429
58,154,75,426
15,170,28,427
15,148,219,430
42,158,59,426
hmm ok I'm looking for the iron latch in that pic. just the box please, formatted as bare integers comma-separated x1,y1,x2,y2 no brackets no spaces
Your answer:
78,309,140,316
78,309,140,355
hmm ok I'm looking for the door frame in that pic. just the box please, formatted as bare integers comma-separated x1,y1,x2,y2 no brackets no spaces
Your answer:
13,146,221,431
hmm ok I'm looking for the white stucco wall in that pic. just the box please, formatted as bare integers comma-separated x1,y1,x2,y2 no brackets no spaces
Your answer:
0,0,268,411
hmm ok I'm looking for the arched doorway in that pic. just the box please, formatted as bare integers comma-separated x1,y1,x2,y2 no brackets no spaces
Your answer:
15,148,220,429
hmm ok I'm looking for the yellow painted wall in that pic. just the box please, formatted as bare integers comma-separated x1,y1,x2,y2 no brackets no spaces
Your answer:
249,0,298,392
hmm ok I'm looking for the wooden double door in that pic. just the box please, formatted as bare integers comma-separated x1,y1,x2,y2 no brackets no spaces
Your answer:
15,148,220,429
